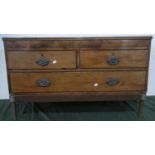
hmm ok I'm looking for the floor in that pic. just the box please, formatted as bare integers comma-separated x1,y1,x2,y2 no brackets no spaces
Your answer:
0,96,155,121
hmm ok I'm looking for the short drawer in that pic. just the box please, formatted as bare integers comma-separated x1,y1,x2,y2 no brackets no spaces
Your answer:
10,71,146,93
80,50,149,68
7,51,76,69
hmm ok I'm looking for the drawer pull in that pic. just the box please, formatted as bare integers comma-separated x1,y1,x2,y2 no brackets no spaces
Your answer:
106,79,120,86
107,56,119,65
37,79,51,87
36,57,49,66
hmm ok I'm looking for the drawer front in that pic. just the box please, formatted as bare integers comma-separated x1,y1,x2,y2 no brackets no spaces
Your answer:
4,39,150,50
80,50,149,68
7,51,76,69
10,71,146,93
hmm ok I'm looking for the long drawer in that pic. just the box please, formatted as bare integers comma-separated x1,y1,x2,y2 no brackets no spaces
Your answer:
10,71,146,93
80,50,149,68
7,51,76,69
4,38,150,50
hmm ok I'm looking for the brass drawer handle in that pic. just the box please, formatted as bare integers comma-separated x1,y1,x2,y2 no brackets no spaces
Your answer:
37,79,51,87
106,79,120,86
36,57,49,66
107,56,119,65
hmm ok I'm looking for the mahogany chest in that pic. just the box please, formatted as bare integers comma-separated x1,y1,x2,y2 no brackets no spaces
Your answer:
3,36,152,120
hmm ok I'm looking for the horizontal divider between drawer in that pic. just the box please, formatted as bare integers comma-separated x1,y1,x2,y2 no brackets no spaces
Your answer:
12,90,146,94
6,48,76,52
6,48,150,51
8,68,148,73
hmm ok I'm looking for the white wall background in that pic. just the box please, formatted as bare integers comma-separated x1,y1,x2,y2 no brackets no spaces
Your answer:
0,34,155,99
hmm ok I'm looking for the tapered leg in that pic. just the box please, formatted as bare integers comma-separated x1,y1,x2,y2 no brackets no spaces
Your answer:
10,95,17,121
11,101,17,121
31,102,34,121
138,99,144,119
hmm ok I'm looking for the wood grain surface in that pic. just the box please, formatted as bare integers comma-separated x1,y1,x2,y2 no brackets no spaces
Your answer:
80,50,149,68
10,71,146,93
4,38,151,51
7,51,76,69
3,37,152,105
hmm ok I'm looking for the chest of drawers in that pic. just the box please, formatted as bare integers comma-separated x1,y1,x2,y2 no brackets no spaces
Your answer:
3,36,152,120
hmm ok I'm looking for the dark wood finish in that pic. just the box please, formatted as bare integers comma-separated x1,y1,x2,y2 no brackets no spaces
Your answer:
80,50,149,68
3,36,152,119
7,50,76,69
10,71,146,93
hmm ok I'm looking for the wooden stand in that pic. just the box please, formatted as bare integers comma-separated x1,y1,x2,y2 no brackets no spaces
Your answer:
10,99,145,121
